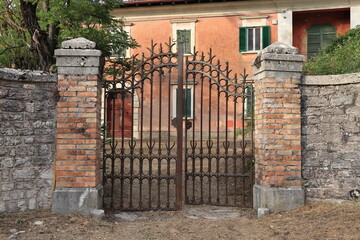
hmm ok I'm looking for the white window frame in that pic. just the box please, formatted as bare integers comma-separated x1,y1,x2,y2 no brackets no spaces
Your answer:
240,15,269,53
171,19,197,55
172,85,194,119
246,27,262,51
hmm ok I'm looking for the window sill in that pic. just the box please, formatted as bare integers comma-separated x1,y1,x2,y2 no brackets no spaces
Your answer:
109,56,131,59
241,51,260,55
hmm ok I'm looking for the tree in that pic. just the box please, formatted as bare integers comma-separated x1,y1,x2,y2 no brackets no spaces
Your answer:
304,27,360,75
0,0,136,71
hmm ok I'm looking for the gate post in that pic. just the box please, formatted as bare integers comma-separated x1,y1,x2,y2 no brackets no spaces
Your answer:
252,42,305,212
52,38,103,214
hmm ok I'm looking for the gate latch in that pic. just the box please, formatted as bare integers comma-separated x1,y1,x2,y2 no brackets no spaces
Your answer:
171,118,192,130
186,120,192,130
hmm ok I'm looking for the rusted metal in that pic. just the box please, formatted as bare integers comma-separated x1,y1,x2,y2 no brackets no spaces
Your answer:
102,40,254,211
175,41,184,210
184,51,254,208
102,39,180,211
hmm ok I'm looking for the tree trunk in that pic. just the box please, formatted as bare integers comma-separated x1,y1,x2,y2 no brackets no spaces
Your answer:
20,0,53,71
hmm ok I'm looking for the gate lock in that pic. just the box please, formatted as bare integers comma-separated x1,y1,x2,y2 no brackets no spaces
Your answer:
171,117,192,130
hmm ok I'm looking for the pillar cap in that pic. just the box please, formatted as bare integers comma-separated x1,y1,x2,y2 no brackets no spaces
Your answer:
261,41,298,55
253,41,305,69
61,37,96,49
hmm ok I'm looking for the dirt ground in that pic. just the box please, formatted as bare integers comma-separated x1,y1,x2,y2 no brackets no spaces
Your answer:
1,202,359,240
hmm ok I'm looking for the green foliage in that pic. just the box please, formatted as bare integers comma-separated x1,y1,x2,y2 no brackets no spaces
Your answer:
304,27,360,75
0,0,137,70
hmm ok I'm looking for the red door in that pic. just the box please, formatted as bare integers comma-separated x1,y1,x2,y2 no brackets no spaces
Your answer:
107,92,132,138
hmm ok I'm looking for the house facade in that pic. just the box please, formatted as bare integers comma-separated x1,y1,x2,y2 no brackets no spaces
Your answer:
106,0,360,139
114,0,360,70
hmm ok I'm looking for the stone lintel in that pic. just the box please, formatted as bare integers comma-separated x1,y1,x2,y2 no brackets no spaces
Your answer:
253,184,305,212
52,185,103,215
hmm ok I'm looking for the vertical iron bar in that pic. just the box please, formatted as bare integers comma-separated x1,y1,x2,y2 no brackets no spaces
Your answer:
199,58,204,204
249,83,255,206
111,90,116,209
148,53,155,210
158,65,163,209
241,78,246,205
184,57,189,204
167,64,172,208
225,77,229,205
216,82,220,205
139,55,145,209
176,41,184,210
233,78,238,205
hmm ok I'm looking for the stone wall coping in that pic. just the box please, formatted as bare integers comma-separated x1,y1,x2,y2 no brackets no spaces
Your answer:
302,72,360,86
0,67,56,83
55,49,101,57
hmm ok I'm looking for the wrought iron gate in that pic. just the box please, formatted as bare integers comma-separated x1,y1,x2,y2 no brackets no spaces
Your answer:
102,40,254,211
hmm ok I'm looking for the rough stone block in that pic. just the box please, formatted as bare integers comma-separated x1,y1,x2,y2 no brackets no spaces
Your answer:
52,185,103,215
0,201,5,212
257,208,270,218
90,209,105,220
253,184,305,212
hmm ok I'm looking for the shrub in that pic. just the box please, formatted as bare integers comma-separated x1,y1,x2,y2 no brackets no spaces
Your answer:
303,27,360,75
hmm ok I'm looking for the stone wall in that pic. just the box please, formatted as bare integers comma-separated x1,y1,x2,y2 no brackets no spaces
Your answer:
0,68,57,212
302,73,360,201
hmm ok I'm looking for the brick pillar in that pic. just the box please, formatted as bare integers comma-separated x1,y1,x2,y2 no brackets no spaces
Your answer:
52,38,103,214
252,42,305,212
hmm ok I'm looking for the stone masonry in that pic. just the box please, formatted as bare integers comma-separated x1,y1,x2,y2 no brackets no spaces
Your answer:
302,73,360,201
0,68,57,213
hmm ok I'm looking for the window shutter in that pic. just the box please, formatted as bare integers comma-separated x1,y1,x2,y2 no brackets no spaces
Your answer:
184,88,192,117
262,26,271,49
307,24,336,56
184,30,191,54
322,24,336,48
176,88,192,118
239,27,247,52
177,30,191,54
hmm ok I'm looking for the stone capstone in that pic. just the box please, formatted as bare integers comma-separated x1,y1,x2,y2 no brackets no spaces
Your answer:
61,37,96,49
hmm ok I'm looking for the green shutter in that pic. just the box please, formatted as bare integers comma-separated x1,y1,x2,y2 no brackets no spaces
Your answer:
176,88,192,118
307,24,336,56
184,30,191,54
239,27,247,52
177,30,192,54
262,26,270,49
182,88,192,118
322,24,336,48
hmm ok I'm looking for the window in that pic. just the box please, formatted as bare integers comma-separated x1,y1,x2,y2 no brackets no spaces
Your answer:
239,26,271,52
110,23,131,58
177,29,192,54
171,19,197,55
172,86,194,118
307,24,336,57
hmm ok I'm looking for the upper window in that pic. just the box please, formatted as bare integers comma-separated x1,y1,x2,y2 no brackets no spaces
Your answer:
110,23,131,58
239,26,271,52
171,19,197,55
177,29,192,54
307,24,336,57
